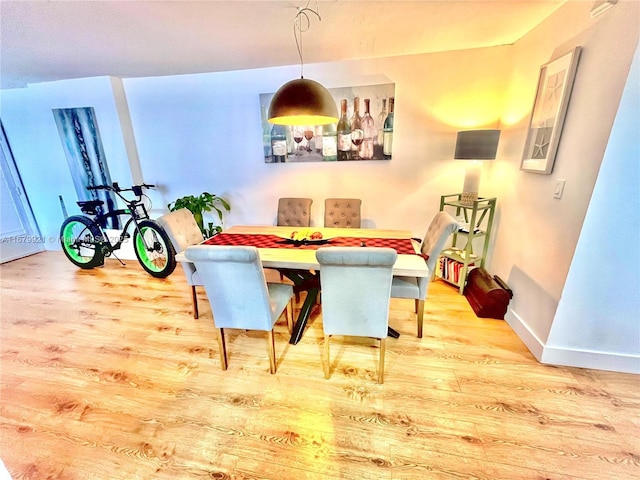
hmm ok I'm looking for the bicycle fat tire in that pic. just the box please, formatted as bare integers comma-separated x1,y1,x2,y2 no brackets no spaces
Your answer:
60,215,105,269
133,220,177,278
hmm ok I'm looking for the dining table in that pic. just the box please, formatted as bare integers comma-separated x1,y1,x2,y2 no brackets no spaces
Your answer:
176,225,430,344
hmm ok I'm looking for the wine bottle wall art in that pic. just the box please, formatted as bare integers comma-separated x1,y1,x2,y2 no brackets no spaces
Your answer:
259,82,395,163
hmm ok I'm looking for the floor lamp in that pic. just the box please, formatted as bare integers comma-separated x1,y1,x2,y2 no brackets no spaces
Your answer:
454,130,500,205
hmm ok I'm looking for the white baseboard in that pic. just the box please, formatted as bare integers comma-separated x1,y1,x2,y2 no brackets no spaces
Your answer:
504,308,545,361
542,346,640,374
505,308,640,374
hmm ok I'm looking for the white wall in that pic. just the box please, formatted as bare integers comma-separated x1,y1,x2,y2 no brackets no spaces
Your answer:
487,1,639,370
0,1,637,373
0,77,135,249
121,46,512,232
544,44,640,374
1,47,511,245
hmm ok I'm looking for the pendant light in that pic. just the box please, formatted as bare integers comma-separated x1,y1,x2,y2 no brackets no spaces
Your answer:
268,1,338,126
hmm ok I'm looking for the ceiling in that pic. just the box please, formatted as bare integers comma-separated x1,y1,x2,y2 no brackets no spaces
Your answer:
0,0,566,90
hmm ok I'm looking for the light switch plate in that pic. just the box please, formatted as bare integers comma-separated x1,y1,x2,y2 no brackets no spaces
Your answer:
554,179,566,199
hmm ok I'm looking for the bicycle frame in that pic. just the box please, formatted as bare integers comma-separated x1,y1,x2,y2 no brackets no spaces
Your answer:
94,212,137,253
62,182,176,277
84,185,154,255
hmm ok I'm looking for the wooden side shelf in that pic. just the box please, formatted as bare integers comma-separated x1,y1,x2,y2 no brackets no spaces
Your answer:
437,194,496,294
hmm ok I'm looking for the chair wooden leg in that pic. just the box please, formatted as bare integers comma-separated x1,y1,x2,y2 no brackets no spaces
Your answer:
414,298,419,313
417,299,425,338
191,286,199,319
323,335,331,379
378,337,386,384
267,329,276,374
217,328,228,370
286,299,293,334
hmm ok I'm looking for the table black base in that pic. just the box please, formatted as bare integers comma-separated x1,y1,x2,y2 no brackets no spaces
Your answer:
387,327,400,338
289,286,319,345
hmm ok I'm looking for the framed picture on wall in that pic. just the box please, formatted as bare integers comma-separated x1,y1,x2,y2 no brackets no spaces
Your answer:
52,107,120,228
259,83,395,163
521,46,582,174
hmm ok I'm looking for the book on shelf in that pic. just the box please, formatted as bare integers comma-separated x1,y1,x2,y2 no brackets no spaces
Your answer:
439,256,475,285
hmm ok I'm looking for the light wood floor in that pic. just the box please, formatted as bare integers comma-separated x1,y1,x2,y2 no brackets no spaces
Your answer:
1,252,638,480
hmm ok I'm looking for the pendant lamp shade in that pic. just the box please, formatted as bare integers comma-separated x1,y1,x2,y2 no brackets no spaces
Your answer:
268,78,339,126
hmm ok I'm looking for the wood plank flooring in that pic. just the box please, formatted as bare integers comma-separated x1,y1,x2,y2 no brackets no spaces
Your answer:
1,252,638,479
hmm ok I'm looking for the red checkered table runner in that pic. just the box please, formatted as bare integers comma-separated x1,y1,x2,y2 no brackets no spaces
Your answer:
203,233,419,255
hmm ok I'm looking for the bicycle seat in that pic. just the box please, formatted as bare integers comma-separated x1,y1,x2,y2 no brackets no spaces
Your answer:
77,200,104,214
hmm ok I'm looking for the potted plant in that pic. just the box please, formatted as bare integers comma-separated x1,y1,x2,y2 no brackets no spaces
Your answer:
168,192,230,237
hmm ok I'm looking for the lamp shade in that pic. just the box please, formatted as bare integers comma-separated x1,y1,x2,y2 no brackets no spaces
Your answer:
454,130,500,160
268,78,339,126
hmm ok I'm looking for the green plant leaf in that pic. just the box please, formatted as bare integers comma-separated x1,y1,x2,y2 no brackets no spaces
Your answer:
167,192,230,235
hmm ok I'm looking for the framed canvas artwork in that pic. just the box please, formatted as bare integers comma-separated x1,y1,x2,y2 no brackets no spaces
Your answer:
53,107,120,228
521,47,582,174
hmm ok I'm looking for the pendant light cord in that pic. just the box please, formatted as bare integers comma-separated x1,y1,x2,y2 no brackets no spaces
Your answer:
294,1,321,79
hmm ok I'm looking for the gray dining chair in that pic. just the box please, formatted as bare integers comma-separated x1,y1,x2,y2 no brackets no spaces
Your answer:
277,197,313,227
316,246,397,384
324,198,362,228
156,208,204,318
185,245,294,374
391,211,458,338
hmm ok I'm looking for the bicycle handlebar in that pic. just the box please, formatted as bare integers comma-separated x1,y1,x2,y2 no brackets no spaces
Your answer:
87,183,155,193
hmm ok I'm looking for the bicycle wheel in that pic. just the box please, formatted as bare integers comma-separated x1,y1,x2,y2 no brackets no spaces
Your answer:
60,215,105,269
133,220,177,278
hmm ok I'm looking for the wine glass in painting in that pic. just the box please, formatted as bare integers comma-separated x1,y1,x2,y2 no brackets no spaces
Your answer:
351,128,364,159
293,129,304,157
304,129,314,153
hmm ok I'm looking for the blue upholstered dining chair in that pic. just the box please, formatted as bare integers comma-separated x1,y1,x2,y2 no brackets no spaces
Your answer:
156,208,205,318
316,247,397,384
390,211,459,338
184,245,294,374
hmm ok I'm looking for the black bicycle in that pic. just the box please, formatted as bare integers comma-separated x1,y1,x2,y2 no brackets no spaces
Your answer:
60,183,176,278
